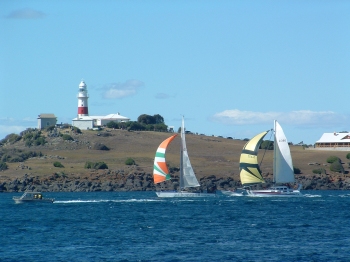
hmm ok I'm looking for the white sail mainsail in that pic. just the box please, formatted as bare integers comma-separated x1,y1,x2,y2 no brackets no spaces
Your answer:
180,116,200,188
273,120,295,184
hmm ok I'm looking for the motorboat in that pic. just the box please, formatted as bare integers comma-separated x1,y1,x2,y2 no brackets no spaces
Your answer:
13,191,55,203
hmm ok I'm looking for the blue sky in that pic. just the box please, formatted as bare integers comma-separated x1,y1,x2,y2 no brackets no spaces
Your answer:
1,0,350,144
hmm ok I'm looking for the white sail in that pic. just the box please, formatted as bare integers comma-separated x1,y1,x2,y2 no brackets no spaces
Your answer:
180,116,200,188
273,120,295,184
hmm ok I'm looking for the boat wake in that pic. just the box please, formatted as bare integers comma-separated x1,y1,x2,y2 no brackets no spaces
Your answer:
54,199,163,204
304,194,322,198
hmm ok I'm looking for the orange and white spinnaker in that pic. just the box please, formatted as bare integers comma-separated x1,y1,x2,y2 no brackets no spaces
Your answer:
153,134,177,184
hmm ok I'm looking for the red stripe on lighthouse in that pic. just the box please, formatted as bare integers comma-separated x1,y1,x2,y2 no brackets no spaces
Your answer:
78,107,88,115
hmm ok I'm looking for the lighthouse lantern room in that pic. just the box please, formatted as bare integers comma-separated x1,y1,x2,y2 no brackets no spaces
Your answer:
77,80,89,117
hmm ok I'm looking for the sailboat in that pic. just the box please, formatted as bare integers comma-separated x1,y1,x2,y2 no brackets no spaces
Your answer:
153,116,216,197
241,120,303,197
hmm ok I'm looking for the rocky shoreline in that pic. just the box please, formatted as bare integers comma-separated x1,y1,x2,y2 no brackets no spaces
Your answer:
1,167,350,192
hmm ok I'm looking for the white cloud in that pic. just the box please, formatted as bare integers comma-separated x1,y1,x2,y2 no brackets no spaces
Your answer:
102,80,144,99
211,109,349,127
6,8,46,19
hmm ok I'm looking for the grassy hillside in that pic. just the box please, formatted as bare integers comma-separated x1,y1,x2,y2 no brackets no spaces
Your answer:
1,128,349,183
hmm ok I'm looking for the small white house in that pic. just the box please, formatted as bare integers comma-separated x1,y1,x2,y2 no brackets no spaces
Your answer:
315,132,350,148
37,114,57,129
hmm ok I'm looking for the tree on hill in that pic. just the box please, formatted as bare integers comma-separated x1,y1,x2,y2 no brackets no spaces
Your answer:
137,114,165,125
153,114,164,124
126,121,146,131
346,153,350,160
260,140,273,150
327,156,340,164
106,121,119,129
330,161,344,174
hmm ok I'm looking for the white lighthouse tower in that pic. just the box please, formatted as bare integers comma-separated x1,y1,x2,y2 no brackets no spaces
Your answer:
77,80,89,117
72,79,130,130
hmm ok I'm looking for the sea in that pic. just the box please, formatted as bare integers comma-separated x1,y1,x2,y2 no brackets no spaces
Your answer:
1,191,350,262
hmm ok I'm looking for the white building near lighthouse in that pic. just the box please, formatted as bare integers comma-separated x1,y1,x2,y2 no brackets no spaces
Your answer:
72,80,130,130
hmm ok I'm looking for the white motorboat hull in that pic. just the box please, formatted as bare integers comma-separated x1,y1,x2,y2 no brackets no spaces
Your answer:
13,198,54,203
156,191,216,198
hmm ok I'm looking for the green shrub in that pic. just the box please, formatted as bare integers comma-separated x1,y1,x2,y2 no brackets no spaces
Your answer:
293,167,301,174
22,129,46,147
106,121,119,129
0,149,42,163
1,133,21,144
100,132,112,137
125,158,135,165
53,161,64,168
154,123,168,132
33,137,46,146
346,153,350,160
93,143,109,150
94,162,108,169
72,127,82,134
46,125,56,132
327,156,340,164
313,168,326,174
85,161,94,169
84,161,108,169
330,161,344,173
0,162,8,171
1,154,10,162
61,134,73,141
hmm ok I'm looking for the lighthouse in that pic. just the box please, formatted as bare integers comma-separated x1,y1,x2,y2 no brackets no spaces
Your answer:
77,80,89,117
72,80,130,130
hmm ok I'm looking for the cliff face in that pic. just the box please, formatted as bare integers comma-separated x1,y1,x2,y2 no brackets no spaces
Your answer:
1,129,350,192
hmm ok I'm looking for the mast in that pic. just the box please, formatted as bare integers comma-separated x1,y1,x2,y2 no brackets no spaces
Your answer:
180,115,185,189
273,120,277,183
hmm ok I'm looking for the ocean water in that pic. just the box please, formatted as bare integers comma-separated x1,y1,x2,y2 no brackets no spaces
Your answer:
1,191,350,262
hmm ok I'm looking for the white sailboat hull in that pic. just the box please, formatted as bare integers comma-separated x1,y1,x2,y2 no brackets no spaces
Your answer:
156,191,216,198
246,185,303,197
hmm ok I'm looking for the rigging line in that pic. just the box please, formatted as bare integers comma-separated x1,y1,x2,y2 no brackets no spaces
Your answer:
259,129,273,166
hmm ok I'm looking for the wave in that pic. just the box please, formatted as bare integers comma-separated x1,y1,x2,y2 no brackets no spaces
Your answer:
54,199,163,204
304,194,322,197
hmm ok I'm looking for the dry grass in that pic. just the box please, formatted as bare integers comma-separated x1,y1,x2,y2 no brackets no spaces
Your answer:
1,129,349,182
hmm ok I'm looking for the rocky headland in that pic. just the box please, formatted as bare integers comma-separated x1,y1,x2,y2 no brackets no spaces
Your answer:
1,128,350,192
